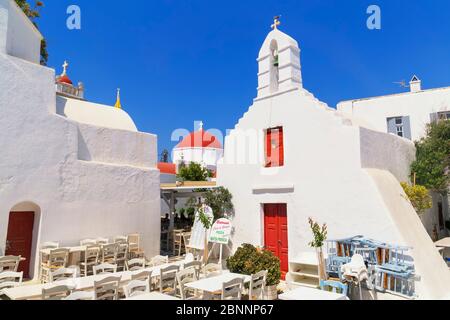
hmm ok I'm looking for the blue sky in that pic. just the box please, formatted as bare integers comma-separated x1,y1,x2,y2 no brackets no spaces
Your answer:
37,0,450,155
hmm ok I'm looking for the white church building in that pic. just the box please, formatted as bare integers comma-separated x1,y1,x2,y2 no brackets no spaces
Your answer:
0,0,160,280
217,22,450,299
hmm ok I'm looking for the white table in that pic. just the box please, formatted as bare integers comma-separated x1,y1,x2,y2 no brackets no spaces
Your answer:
185,273,252,293
123,292,180,301
279,286,349,301
3,260,186,300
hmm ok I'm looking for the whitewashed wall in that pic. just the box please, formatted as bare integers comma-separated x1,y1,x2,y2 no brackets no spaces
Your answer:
337,87,450,142
0,0,42,64
173,147,223,170
0,4,161,279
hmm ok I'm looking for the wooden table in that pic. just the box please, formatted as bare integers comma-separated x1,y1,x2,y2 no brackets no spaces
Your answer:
279,286,349,301
3,260,185,300
123,292,180,301
185,273,252,294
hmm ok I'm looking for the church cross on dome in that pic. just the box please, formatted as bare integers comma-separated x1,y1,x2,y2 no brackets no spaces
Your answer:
62,60,69,76
271,15,281,30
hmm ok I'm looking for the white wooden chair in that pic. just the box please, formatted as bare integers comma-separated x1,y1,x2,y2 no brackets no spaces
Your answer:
221,278,243,300
114,236,128,244
176,268,200,300
40,248,69,283
101,243,118,264
0,271,23,296
160,265,180,296
201,263,222,278
50,268,77,283
63,291,94,300
126,258,146,271
173,230,184,256
41,285,72,300
123,280,150,298
94,276,121,300
131,270,153,291
93,263,117,275
182,232,192,255
183,260,202,280
80,245,100,277
249,270,267,300
116,243,129,271
127,234,144,258
0,256,21,272
149,255,169,267
80,239,97,246
41,242,59,250
96,238,109,245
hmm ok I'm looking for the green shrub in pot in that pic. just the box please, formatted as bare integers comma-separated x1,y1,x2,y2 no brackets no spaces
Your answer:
226,244,281,287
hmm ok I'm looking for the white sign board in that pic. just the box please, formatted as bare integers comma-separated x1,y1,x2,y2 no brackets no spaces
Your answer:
188,205,214,250
209,218,232,244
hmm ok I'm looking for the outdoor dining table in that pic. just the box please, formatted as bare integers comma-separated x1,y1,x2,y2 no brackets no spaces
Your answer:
184,272,252,294
278,286,349,301
2,261,185,300
123,292,180,301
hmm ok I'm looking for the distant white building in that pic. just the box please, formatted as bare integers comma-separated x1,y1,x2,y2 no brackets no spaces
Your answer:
217,22,450,299
337,76,450,142
337,77,450,239
158,126,223,216
0,0,160,280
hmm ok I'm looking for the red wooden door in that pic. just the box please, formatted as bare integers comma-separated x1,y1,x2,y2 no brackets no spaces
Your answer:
264,204,289,278
5,212,35,278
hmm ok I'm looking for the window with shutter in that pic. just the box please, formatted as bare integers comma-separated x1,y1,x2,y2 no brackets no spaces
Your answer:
265,127,284,168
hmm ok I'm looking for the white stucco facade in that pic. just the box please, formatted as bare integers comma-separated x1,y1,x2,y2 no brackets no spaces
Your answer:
217,28,450,299
0,0,160,280
337,79,450,142
172,147,223,172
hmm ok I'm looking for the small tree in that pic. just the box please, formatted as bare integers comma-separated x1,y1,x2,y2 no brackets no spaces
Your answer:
401,182,433,215
177,162,211,182
308,218,328,281
411,121,450,195
204,187,234,219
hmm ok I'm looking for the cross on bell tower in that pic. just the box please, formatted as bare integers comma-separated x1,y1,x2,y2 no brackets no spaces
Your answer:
271,15,281,30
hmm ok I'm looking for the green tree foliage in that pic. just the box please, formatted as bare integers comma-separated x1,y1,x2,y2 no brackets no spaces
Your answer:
411,121,450,194
177,162,212,182
308,217,328,248
226,244,281,287
203,187,234,219
15,0,48,65
401,182,433,215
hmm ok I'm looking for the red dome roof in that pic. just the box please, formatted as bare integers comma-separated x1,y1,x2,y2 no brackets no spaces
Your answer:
57,74,73,85
158,162,176,175
176,129,222,149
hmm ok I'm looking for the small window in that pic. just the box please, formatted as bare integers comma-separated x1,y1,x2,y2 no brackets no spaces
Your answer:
265,127,284,168
387,117,405,138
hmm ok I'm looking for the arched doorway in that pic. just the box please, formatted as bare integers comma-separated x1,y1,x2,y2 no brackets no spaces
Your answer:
6,202,41,279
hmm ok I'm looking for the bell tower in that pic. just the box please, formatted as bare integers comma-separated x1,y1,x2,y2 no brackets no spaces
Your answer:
256,17,302,100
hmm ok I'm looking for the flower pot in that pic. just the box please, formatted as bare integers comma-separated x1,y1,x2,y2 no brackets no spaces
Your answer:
265,285,278,300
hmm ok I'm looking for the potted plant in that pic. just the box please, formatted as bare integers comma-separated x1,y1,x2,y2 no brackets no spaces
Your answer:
226,244,281,300
308,217,328,282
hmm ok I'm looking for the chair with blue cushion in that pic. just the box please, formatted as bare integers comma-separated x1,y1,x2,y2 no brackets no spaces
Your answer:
320,280,348,296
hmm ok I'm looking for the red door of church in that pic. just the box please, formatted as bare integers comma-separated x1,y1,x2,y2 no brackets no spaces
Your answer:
264,204,289,279
5,212,35,279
